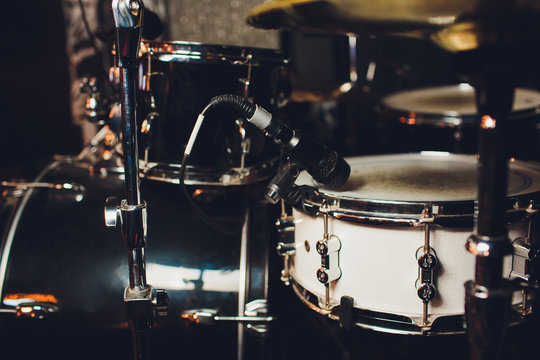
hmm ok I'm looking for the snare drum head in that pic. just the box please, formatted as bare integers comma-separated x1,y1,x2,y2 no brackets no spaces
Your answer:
297,152,540,203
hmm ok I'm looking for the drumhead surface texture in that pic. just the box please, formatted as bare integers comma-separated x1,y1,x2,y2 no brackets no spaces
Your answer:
296,152,540,202
382,84,540,116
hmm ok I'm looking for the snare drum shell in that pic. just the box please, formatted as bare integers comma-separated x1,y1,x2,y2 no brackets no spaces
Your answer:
291,209,521,321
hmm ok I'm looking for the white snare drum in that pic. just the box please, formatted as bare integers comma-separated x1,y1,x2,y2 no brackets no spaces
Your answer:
286,152,540,335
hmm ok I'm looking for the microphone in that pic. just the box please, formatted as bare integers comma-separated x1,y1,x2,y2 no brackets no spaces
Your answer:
195,94,350,189
248,106,350,189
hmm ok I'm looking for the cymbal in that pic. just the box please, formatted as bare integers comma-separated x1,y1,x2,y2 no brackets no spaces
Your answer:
246,0,540,52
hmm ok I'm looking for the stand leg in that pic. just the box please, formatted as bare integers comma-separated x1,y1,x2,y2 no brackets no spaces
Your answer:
465,52,515,360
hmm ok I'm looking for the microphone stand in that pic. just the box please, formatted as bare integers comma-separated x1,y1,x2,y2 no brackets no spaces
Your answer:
105,1,167,359
464,49,515,360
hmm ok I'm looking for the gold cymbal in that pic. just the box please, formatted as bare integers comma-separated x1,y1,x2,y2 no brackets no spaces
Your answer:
246,0,540,52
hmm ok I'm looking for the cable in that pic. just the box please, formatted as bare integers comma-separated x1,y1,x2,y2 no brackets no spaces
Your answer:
178,96,255,236
178,153,242,236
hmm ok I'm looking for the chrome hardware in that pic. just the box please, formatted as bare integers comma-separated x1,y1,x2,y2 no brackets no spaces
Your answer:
415,207,438,326
511,210,538,314
0,302,60,320
181,309,274,326
244,299,272,334
316,207,342,310
235,118,250,179
512,238,532,281
0,181,86,201
152,289,169,318
466,234,513,258
105,196,120,228
16,302,59,319
181,299,273,329
276,206,296,285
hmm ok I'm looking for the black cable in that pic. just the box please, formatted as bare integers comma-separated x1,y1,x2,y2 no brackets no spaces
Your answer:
177,95,258,236
178,153,242,236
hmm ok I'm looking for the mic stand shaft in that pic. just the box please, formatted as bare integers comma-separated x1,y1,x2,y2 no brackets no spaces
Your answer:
106,2,165,359
464,50,514,360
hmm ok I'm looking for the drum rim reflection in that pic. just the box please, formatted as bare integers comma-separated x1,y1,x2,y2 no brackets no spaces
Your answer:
296,152,540,226
139,40,289,65
381,84,540,127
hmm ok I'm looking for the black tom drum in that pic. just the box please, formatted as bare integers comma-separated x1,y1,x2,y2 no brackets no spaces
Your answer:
379,84,540,157
137,41,289,186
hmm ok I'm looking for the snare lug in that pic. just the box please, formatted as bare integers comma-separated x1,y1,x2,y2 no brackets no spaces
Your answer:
511,238,532,281
316,235,342,284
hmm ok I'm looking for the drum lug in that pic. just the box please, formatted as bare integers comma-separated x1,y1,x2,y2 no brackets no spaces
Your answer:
276,214,296,285
511,238,533,281
316,210,342,310
511,234,539,315
415,213,438,327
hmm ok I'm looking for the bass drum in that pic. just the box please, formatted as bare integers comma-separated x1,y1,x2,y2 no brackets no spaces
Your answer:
288,152,540,335
0,156,275,359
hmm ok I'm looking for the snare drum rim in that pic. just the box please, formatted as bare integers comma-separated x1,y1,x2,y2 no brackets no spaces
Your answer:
298,153,540,225
139,40,289,65
381,85,540,127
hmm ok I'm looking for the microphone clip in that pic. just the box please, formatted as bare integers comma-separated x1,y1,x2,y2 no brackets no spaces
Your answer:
112,0,144,68
265,161,317,207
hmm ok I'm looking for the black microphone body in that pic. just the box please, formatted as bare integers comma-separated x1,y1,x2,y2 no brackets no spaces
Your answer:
263,117,350,189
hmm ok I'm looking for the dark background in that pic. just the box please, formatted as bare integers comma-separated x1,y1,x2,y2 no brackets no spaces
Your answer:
3,1,540,180
0,1,81,179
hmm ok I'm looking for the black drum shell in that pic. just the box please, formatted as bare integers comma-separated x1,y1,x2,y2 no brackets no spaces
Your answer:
138,41,288,169
0,158,274,359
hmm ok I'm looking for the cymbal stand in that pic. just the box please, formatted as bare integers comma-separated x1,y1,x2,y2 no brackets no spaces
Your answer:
465,51,515,360
105,2,167,359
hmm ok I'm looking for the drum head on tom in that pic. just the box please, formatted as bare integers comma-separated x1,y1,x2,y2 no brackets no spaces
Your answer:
137,41,289,186
379,84,540,156
289,152,540,335
381,84,540,127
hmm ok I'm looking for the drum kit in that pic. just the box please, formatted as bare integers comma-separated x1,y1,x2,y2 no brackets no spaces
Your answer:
2,0,540,359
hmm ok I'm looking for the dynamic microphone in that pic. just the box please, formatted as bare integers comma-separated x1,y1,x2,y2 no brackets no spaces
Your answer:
197,94,351,189
249,106,350,189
